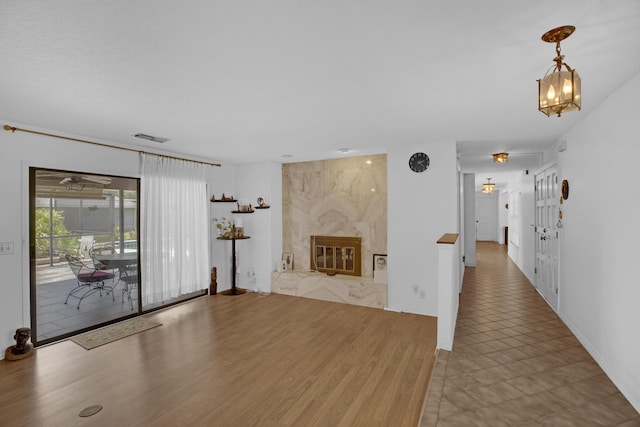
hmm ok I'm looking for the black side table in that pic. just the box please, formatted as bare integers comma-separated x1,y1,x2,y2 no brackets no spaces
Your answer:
217,236,250,295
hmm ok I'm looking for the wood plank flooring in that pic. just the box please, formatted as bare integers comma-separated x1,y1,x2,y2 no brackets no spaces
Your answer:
0,293,437,426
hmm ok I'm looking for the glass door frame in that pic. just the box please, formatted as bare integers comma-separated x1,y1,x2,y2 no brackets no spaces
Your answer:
29,167,141,347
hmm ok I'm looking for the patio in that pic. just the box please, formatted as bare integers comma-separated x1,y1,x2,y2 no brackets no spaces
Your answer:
35,260,136,342
34,259,205,343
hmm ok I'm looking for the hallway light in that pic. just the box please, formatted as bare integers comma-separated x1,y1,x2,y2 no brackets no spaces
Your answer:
537,25,581,117
482,178,495,194
493,152,508,163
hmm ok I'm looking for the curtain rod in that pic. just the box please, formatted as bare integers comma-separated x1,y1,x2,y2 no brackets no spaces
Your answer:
3,124,222,167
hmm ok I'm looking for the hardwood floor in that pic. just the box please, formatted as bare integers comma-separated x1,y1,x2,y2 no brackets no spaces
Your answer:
0,293,437,426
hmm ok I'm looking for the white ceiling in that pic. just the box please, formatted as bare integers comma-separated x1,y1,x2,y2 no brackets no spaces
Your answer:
2,1,639,190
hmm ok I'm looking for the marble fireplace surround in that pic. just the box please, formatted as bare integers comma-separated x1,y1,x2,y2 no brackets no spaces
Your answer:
277,154,387,309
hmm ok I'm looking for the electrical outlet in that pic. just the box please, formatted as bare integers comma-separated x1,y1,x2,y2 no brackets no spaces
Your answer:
0,242,14,255
411,284,419,294
419,290,426,299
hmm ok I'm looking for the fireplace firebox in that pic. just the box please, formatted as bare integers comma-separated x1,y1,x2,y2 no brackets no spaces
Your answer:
310,236,361,276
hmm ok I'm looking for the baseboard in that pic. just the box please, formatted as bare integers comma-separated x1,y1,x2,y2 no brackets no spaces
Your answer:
559,312,640,413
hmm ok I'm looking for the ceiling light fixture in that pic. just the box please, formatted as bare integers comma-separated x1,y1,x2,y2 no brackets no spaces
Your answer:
493,152,508,163
482,178,495,194
537,25,581,117
134,133,170,143
338,148,351,154
64,182,85,191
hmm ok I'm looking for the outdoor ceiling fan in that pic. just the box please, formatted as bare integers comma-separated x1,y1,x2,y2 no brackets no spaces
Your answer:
58,175,111,191
36,171,112,186
59,175,111,186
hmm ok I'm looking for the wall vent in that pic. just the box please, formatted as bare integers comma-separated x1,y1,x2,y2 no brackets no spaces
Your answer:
134,133,170,143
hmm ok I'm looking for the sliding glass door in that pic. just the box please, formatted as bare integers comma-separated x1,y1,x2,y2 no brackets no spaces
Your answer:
30,168,140,346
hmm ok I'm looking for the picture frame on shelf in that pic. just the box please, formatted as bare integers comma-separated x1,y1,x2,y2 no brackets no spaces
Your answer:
282,252,294,271
373,254,387,284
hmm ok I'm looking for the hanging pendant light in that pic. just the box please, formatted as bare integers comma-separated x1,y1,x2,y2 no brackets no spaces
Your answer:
537,25,581,117
482,178,495,194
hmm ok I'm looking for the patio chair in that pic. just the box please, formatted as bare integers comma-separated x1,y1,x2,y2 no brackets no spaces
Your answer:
119,267,138,310
89,243,115,271
78,235,94,258
64,254,116,309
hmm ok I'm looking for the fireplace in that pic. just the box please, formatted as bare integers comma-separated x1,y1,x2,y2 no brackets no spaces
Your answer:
310,236,361,276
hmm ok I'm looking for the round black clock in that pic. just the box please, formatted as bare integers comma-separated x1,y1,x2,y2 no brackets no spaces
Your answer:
409,152,430,173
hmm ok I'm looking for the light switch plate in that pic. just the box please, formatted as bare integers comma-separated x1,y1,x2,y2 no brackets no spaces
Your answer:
0,242,15,255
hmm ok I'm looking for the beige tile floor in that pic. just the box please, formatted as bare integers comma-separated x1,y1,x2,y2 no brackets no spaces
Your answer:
422,241,640,427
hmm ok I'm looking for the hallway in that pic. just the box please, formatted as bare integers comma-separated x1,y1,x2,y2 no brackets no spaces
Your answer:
423,242,639,426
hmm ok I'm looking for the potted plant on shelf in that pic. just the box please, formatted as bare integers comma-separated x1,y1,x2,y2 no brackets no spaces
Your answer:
213,217,233,238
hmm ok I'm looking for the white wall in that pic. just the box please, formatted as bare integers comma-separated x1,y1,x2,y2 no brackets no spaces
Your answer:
210,162,282,294
506,170,536,284
457,168,465,286
387,141,458,316
558,71,640,411
463,173,476,267
235,162,282,293
208,164,237,293
268,164,283,288
497,190,508,245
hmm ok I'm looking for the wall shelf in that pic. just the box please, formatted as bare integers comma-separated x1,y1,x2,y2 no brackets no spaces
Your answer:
211,199,237,203
231,210,254,214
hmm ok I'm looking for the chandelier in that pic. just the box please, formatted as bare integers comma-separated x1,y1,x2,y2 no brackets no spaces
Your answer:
482,178,495,194
537,25,581,117
493,152,508,163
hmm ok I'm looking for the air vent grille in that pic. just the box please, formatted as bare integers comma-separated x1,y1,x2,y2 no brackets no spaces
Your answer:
134,133,170,143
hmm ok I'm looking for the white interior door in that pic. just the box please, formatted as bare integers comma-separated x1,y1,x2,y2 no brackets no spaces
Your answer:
476,194,497,241
535,164,559,311
463,173,476,267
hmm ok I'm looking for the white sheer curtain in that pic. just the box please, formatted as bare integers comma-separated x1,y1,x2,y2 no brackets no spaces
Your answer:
140,154,210,305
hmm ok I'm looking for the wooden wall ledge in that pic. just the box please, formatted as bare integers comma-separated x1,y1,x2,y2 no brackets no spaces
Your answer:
437,233,459,245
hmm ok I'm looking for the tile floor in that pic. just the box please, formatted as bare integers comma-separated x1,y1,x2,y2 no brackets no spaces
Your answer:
35,259,140,341
36,277,136,341
422,241,640,426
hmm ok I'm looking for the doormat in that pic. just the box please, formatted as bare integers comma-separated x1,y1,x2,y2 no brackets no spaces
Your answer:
70,317,161,350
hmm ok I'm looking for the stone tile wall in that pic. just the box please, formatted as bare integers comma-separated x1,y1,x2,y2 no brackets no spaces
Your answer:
282,154,387,278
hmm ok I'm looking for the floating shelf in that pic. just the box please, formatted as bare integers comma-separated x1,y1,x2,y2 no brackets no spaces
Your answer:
231,210,254,214
254,205,270,209
211,199,237,203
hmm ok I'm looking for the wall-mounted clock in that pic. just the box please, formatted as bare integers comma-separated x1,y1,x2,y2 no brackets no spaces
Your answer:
409,152,430,173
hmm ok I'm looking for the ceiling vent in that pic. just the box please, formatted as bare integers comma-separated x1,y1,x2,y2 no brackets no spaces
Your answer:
134,133,170,143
